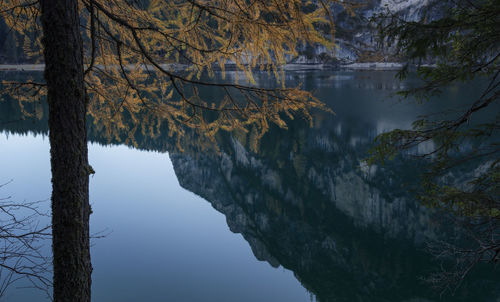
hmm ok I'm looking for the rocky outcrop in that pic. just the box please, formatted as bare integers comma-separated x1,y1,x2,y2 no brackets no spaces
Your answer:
294,0,439,65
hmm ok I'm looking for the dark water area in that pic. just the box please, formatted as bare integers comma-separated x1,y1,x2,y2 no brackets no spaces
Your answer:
0,70,498,301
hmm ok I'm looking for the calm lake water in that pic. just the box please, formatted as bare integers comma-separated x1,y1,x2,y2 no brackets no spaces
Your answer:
0,70,498,301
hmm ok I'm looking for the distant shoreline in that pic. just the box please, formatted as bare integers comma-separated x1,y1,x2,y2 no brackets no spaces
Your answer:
0,64,45,71
340,62,403,71
0,62,404,72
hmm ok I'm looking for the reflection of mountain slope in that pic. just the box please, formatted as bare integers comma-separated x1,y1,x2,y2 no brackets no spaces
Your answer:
170,132,498,302
193,122,438,240
169,133,430,301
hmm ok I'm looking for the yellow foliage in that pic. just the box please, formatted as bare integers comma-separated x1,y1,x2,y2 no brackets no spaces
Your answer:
1,0,342,145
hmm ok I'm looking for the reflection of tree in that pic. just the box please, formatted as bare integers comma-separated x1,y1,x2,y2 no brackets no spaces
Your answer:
0,181,51,299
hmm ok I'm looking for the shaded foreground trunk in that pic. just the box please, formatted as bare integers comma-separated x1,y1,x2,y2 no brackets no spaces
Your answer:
39,1,92,301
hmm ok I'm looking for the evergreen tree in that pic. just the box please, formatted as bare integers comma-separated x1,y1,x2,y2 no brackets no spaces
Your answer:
370,0,500,289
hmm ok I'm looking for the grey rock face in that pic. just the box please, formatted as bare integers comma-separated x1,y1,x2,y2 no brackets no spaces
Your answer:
295,0,435,64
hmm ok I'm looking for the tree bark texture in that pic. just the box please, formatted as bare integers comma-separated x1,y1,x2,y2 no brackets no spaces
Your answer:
39,1,92,301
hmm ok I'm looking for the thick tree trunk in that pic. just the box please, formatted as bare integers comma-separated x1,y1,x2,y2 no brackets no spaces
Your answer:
39,1,92,301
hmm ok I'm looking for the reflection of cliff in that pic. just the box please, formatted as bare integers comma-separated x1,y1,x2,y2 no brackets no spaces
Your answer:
179,125,436,241
170,126,498,302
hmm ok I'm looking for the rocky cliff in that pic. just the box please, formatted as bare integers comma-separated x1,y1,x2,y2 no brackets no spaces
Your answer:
293,0,434,65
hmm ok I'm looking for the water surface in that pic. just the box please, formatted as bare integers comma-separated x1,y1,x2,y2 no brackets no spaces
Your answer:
0,70,498,301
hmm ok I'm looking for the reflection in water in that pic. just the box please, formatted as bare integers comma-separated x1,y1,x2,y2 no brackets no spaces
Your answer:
1,71,499,301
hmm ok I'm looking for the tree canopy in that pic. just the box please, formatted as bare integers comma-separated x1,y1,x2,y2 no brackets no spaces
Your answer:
1,0,348,139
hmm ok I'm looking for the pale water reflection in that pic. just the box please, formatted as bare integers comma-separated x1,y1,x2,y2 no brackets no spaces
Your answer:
1,135,312,302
